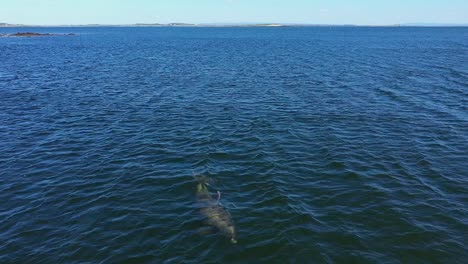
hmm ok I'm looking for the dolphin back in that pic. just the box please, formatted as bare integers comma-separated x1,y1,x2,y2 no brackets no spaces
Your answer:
195,176,237,243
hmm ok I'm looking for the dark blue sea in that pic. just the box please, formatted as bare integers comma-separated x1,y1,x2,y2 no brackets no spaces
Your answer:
1,27,467,263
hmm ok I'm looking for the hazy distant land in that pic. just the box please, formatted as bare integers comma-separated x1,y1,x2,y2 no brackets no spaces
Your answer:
0,22,288,28
1,22,467,28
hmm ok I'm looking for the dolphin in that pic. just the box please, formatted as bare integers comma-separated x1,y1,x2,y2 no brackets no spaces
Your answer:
196,177,237,243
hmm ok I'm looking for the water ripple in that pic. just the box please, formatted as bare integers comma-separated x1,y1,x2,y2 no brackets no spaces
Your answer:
0,27,467,263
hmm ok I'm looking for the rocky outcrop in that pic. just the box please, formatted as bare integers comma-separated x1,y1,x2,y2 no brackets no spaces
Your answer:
11,32,54,37
0,32,77,37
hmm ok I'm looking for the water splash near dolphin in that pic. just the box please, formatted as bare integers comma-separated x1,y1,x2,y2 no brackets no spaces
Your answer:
195,176,237,243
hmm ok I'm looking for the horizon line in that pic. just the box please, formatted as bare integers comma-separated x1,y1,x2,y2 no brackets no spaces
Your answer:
2,22,468,27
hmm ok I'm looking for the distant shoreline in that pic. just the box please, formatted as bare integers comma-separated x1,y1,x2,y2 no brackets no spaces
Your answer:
1,23,468,28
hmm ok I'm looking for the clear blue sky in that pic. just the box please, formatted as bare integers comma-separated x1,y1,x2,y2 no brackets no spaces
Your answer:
1,0,467,25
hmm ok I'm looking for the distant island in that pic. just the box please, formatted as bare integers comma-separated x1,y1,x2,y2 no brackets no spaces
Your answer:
0,23,26,27
134,23,196,27
0,22,198,28
0,22,290,28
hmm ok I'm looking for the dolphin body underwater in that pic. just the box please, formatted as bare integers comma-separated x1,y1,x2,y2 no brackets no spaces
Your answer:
196,177,237,243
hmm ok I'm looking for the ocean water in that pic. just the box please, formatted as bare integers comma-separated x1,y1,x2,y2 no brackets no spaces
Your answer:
0,27,467,263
